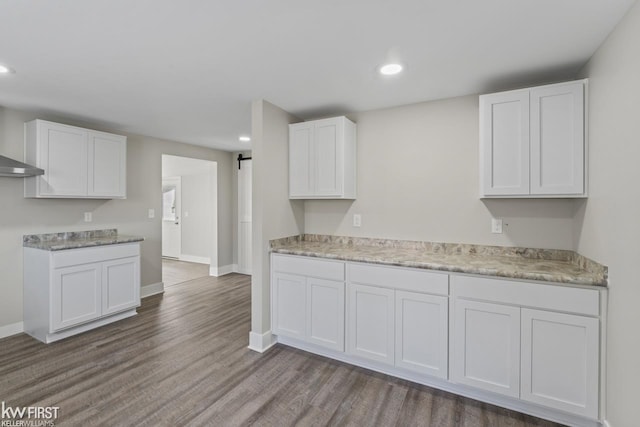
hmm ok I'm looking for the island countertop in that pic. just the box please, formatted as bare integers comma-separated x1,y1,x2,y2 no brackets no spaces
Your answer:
270,234,607,287
23,229,144,251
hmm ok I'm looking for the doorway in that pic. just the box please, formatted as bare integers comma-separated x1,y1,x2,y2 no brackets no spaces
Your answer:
161,155,218,281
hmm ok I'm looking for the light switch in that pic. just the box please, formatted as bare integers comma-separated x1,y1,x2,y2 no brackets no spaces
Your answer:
491,218,503,234
148,209,155,219
353,214,362,227
84,212,92,222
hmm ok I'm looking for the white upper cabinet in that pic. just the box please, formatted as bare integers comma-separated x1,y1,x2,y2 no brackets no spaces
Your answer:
24,120,127,199
480,80,586,198
289,116,356,199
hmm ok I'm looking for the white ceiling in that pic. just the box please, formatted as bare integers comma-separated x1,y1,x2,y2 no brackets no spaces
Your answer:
0,0,635,151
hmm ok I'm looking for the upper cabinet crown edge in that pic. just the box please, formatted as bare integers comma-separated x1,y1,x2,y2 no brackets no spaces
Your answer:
289,116,356,200
24,119,127,199
479,79,587,198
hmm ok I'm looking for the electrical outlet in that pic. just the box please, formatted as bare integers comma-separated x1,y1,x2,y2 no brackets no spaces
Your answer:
84,212,92,222
491,218,503,234
148,209,155,219
353,214,362,227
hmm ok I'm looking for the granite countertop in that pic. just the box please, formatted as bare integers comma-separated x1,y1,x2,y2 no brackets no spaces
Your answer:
23,229,144,251
270,234,608,287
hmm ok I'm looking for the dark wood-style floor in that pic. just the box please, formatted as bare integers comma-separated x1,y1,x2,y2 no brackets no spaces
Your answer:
0,270,564,426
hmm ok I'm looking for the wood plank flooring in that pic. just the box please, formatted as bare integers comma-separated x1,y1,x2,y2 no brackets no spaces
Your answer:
0,273,564,427
162,258,210,287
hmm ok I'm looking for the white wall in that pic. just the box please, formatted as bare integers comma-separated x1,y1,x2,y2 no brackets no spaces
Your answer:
575,1,640,425
162,155,217,265
305,96,576,250
250,100,303,348
0,106,234,329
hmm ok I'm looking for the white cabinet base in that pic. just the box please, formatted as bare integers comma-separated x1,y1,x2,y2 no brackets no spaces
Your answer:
28,309,137,344
275,335,602,427
24,243,141,343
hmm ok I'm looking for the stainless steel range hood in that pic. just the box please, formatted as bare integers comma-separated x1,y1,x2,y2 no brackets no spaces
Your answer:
0,155,44,177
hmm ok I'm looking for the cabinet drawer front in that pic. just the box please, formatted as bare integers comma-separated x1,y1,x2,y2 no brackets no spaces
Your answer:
348,263,448,295
272,254,344,281
453,275,599,316
52,244,140,269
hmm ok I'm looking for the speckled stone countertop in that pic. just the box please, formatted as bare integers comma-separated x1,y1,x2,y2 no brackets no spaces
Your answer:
270,234,608,287
23,229,144,251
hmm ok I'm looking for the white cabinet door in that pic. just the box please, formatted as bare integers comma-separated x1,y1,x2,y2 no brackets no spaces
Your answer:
52,263,101,331
289,123,314,198
272,273,307,339
38,121,88,197
307,278,345,351
452,299,521,398
314,118,343,197
347,283,395,365
395,291,448,379
530,82,584,195
88,131,127,198
480,89,530,196
521,309,599,418
102,257,140,316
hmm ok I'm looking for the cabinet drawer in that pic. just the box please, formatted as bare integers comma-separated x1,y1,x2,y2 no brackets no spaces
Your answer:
348,263,448,296
453,275,599,316
272,254,344,281
52,243,140,269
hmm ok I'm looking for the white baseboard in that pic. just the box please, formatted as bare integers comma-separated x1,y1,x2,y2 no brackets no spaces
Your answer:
236,266,252,275
210,264,237,277
0,322,24,339
248,330,276,353
179,254,210,265
141,282,165,298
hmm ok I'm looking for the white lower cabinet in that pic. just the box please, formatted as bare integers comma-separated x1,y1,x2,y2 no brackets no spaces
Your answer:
347,283,395,365
452,299,521,398
451,275,601,420
346,262,450,373
521,308,599,419
271,254,605,426
271,255,345,351
395,291,448,379
24,243,141,343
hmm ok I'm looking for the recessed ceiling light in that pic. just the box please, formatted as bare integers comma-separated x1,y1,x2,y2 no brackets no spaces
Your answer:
379,63,403,76
239,136,251,142
0,64,14,74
